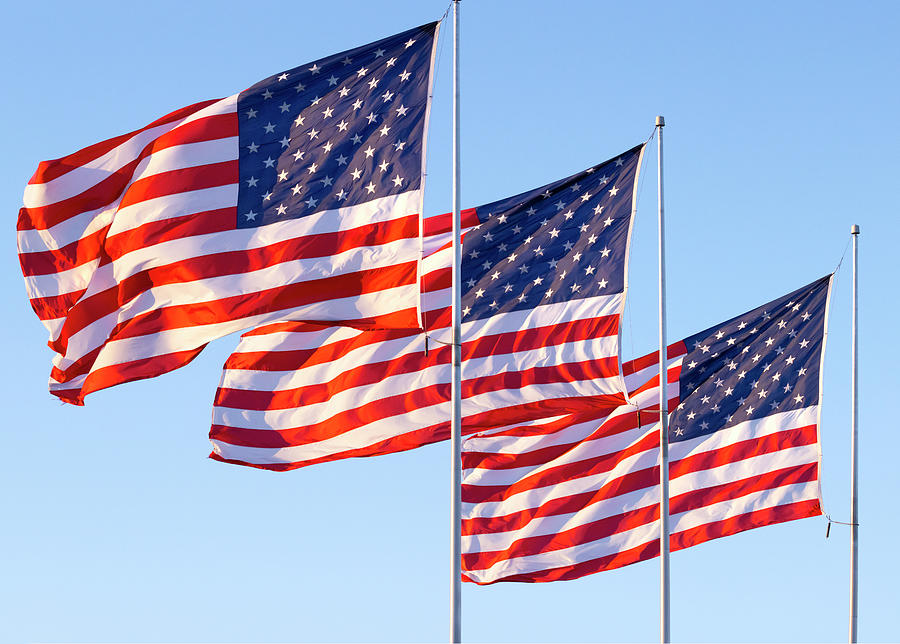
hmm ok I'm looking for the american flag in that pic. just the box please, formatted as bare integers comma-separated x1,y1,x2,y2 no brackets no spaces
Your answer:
461,276,831,584
17,23,439,405
209,145,646,470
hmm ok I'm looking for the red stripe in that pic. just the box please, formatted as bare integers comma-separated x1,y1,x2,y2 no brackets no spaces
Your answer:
27,288,86,323
19,113,238,232
671,499,821,552
51,261,420,383
118,160,237,209
462,432,659,505
51,345,208,406
210,421,452,471
463,502,659,572
49,215,418,354
622,342,687,376
671,461,819,515
462,357,620,399
216,345,449,411
210,382,449,448
422,207,480,236
463,314,619,361
27,100,220,185
223,325,425,373
669,425,818,480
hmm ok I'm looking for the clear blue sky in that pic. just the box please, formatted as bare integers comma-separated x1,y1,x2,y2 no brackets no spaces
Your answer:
3,1,898,641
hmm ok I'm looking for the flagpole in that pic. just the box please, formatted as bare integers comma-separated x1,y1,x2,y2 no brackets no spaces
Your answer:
849,224,859,643
656,115,670,644
450,1,463,642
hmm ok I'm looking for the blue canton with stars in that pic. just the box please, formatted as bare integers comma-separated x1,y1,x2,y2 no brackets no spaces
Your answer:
236,23,437,228
669,275,831,443
460,145,644,321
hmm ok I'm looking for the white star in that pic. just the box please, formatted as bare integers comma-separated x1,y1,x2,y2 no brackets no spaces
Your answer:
244,210,257,221
392,175,404,187
292,150,304,161
798,367,807,376
357,67,368,78
322,106,334,118
310,96,322,105
294,114,305,127
336,154,349,166
396,104,409,117
306,196,319,208
399,69,411,81
601,246,611,258
570,283,581,293
263,122,276,134
307,128,319,140
275,203,287,215
279,136,290,148
351,134,363,144
366,112,378,124
262,89,273,100
321,176,334,187
294,81,306,92
549,228,560,238
308,63,321,75
246,142,259,153
351,168,362,180
462,306,471,316
365,182,376,193
393,141,406,151
367,77,379,90
386,57,397,67
262,191,273,201
379,160,389,172
404,38,416,48
597,278,608,289
352,99,363,110
379,124,391,136
615,157,624,166
474,288,485,298
327,75,338,86
364,146,375,158
291,184,302,195
338,86,350,98
246,176,258,187
382,90,394,102
245,108,258,119
794,394,804,404
584,265,595,275
800,339,810,348
802,312,811,321
278,101,291,113
608,185,619,196
724,386,734,396
374,47,386,58
277,169,288,181
336,189,347,200
263,157,276,168
322,141,333,154
277,73,288,81
307,163,318,174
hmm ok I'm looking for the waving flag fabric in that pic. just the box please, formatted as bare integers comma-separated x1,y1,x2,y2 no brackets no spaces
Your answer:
209,145,646,470
17,23,440,405
461,276,831,584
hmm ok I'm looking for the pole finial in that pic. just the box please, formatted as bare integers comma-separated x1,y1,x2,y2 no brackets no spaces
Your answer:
851,224,860,235
656,115,665,127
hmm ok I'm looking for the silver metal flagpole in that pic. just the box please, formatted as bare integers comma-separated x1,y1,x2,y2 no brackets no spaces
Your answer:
656,115,670,644
450,1,463,642
849,224,860,643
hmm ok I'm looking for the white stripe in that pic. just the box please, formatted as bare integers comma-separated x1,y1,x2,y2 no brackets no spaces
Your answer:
463,519,660,583
215,362,447,429
462,293,624,338
211,397,452,465
462,484,660,554
462,423,651,489
670,480,819,535
671,443,819,496
23,96,237,208
51,282,418,377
